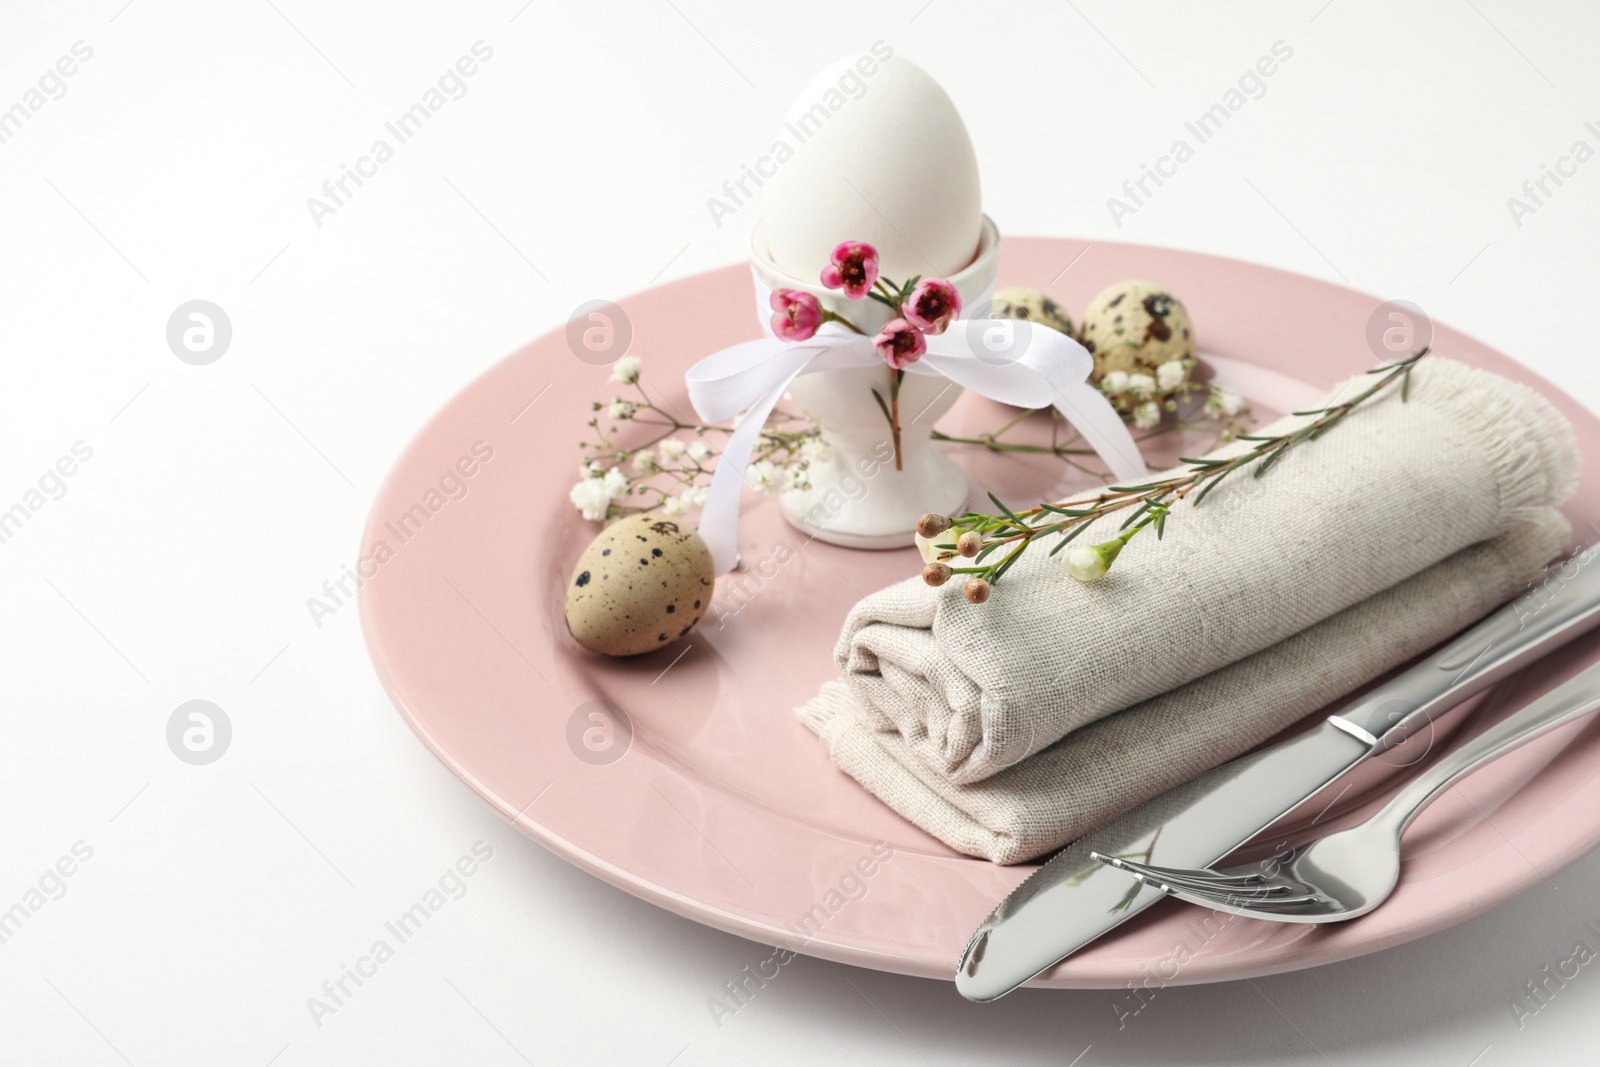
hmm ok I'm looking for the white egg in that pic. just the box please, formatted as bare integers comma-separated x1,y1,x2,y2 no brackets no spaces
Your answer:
762,54,982,282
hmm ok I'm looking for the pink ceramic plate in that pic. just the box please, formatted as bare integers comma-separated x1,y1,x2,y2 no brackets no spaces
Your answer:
360,238,1600,988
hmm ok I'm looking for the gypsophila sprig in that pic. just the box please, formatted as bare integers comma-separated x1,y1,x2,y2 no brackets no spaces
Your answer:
918,349,1430,598
573,356,824,523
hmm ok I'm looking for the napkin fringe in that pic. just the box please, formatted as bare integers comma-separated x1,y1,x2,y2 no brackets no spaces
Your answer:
1487,506,1572,569
1416,358,1582,522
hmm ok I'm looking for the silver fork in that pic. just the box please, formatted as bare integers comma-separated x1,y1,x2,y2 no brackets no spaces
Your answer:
1093,657,1600,923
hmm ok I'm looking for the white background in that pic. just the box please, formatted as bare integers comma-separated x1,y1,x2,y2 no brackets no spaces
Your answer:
3,1,1599,1064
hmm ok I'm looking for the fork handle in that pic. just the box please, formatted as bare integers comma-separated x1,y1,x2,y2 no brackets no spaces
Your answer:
1335,546,1600,745
1372,660,1600,836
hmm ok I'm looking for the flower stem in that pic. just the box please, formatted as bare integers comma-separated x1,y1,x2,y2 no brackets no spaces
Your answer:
824,310,868,335
889,367,904,470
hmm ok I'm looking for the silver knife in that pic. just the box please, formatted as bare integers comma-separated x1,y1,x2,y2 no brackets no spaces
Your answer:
956,551,1600,1001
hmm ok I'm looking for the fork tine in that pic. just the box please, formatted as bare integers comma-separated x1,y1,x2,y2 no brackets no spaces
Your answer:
1125,874,1320,911
1159,878,1291,897
1094,854,1326,910
1098,855,1269,890
1173,885,1324,906
1148,880,1322,916
1088,852,1261,883
1092,856,1266,909
1116,862,1269,887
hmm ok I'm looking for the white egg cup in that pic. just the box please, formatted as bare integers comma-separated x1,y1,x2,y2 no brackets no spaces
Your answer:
748,216,1002,549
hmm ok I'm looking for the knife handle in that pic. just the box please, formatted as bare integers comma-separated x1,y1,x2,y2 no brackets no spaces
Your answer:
1333,546,1600,748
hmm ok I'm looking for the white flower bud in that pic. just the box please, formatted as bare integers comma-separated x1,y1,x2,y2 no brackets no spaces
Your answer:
1101,370,1130,395
610,356,642,384
569,478,612,522
1157,360,1187,391
914,531,957,565
744,460,779,493
1063,538,1125,583
1208,386,1244,416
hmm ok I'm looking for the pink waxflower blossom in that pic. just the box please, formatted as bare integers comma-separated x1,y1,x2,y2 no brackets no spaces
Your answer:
873,318,927,369
901,278,962,335
769,288,824,341
819,241,880,299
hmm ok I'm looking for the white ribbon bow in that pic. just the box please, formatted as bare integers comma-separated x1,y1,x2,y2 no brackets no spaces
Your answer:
684,277,1147,573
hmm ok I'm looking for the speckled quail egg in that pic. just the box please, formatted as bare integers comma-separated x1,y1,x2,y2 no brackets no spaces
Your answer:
565,515,714,656
991,287,1075,337
1079,281,1194,383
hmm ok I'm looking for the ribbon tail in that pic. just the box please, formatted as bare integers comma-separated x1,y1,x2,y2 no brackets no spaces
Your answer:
1055,381,1148,483
698,368,806,574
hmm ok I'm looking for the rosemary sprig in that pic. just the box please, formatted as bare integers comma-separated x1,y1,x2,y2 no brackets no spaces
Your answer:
920,348,1430,601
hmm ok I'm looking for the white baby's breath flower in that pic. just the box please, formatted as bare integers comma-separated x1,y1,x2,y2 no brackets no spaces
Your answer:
1208,386,1244,417
1157,360,1187,392
630,448,657,473
602,466,628,495
686,486,709,508
610,356,641,384
745,459,780,493
607,399,636,420
1126,373,1157,399
800,435,832,463
784,463,811,491
569,478,611,522
661,494,684,516
657,438,686,464
580,459,603,479
1100,370,1130,395
688,440,712,462
1132,401,1161,429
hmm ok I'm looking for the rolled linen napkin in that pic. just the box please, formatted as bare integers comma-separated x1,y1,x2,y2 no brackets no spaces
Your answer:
810,358,1579,787
800,514,1569,863
797,357,1581,861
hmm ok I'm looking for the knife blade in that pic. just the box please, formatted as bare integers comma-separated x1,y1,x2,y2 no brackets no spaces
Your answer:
956,551,1600,1002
